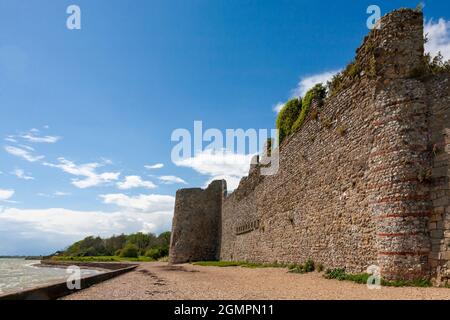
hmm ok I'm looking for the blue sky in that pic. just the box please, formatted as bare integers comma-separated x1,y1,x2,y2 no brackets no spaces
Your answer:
1,0,449,255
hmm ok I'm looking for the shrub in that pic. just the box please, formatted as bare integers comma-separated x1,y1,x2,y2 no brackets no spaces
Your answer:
276,98,302,144
327,72,345,96
304,259,315,273
425,52,450,74
145,247,169,260
120,243,139,258
324,268,347,280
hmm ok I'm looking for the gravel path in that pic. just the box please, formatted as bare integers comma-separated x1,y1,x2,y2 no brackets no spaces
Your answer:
63,262,450,300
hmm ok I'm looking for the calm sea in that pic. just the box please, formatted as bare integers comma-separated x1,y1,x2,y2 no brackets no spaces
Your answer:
0,258,103,295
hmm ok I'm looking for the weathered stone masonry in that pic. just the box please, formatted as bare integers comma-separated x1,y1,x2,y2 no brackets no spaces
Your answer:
169,180,227,264
169,9,450,285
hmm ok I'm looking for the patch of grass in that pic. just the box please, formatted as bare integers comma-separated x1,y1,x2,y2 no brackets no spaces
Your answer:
51,255,155,262
288,259,316,274
381,278,432,288
324,268,432,287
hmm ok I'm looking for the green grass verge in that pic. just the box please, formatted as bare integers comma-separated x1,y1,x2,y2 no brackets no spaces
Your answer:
324,268,432,287
51,255,156,262
193,260,323,273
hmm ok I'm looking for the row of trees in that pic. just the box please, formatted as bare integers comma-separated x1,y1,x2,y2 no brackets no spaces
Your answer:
62,231,171,259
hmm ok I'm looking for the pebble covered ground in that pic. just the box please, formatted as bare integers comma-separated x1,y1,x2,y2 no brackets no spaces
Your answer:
62,262,450,300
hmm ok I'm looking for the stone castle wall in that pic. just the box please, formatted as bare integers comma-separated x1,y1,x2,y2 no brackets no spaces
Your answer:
169,9,450,284
426,73,450,283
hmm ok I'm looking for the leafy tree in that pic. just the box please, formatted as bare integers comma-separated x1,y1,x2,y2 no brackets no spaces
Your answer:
105,234,127,256
120,243,139,258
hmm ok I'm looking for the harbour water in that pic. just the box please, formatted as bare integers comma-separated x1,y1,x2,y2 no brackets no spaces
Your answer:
0,258,103,295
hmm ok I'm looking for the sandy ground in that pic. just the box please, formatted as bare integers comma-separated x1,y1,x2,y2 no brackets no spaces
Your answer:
63,262,450,300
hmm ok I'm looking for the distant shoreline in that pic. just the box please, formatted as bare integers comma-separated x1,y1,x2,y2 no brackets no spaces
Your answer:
0,256,46,260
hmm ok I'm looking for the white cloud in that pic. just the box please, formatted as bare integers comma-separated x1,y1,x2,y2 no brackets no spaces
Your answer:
44,157,120,189
54,191,70,197
145,163,164,170
0,189,14,201
11,168,34,180
158,175,187,185
21,129,61,144
37,191,71,198
18,145,35,151
425,18,450,60
4,145,44,162
292,69,341,98
174,149,254,190
4,136,17,143
272,69,340,114
100,193,175,212
0,206,173,255
117,175,157,190
272,102,285,114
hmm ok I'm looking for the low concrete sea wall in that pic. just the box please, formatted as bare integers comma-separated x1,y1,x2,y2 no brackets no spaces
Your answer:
0,261,138,300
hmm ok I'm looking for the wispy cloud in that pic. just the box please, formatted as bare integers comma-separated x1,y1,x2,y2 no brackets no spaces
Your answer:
292,69,341,98
145,163,164,170
20,128,61,144
44,157,120,189
4,136,17,143
37,191,71,198
54,191,70,197
117,175,157,190
272,102,285,114
4,145,44,162
175,149,253,190
272,69,341,114
11,168,34,180
0,189,14,201
158,175,187,185
100,193,175,211
425,18,450,60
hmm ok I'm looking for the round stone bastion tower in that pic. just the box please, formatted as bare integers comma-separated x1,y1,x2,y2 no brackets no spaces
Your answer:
169,180,227,264
367,10,432,280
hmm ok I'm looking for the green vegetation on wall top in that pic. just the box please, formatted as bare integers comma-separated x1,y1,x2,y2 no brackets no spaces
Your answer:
276,98,302,144
276,83,327,145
